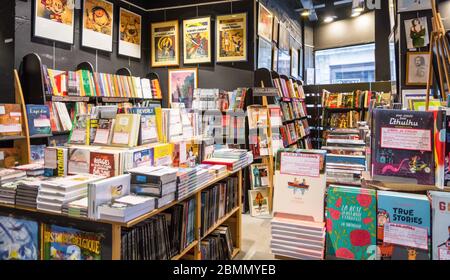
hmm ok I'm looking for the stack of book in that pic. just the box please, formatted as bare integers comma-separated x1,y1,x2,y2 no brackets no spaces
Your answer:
176,167,198,200
13,163,45,177
271,216,326,260
98,194,156,223
201,225,234,260
202,149,249,172
163,197,196,258
37,175,102,213
121,214,171,260
200,177,238,237
128,166,178,209
0,168,27,185
15,179,42,209
0,181,18,205
62,197,89,218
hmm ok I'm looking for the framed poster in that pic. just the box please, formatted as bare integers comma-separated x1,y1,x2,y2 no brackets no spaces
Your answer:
278,50,290,76
398,0,431,12
82,0,114,52
404,17,429,49
216,13,247,62
278,23,289,51
168,68,198,109
273,16,279,44
33,0,75,44
118,8,141,59
249,188,270,217
257,37,272,70
291,47,299,78
151,20,179,67
183,17,211,64
258,3,273,42
406,52,430,85
272,46,278,71
0,216,39,260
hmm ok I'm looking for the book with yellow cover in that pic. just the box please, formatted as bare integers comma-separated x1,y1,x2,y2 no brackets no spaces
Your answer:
111,114,140,147
153,143,173,166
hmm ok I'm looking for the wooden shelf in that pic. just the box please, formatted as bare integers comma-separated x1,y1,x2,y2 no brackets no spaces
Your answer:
201,206,240,240
0,135,26,141
171,240,198,260
29,134,53,139
231,248,240,259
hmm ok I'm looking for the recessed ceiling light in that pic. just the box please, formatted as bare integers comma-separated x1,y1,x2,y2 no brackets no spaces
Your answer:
324,16,335,23
301,10,310,17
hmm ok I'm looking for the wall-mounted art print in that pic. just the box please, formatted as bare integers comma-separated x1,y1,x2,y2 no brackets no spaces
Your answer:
258,3,273,42
404,17,429,49
33,0,75,44
183,17,211,64
82,0,114,52
278,50,290,76
168,68,198,109
118,8,141,59
0,216,39,260
291,47,299,78
273,16,279,44
398,0,432,12
272,46,279,71
151,20,179,67
278,22,289,51
216,13,247,62
406,52,430,85
257,37,272,70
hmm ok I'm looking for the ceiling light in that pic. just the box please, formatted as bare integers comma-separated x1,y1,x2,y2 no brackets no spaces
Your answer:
324,16,335,23
301,10,311,17
351,11,361,17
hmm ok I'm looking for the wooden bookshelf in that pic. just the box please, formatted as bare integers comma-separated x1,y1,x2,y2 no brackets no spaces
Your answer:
0,168,245,260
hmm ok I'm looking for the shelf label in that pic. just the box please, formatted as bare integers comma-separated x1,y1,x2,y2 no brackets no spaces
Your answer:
52,96,90,102
383,223,428,250
252,87,278,97
102,97,130,103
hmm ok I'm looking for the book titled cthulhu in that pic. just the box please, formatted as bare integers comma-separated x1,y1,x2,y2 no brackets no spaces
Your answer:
326,186,377,260
371,109,445,188
273,149,327,222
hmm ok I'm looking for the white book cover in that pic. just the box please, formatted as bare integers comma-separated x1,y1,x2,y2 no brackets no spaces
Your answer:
273,150,327,222
430,191,450,260
88,174,131,220
140,78,152,99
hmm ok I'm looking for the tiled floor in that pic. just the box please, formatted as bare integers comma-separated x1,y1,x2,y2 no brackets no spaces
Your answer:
235,214,275,260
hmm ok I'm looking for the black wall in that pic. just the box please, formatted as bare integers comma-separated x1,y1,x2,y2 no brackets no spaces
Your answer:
0,0,15,103
374,0,391,81
14,0,149,77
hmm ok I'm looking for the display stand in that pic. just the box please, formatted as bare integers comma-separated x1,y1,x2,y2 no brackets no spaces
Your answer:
0,169,244,260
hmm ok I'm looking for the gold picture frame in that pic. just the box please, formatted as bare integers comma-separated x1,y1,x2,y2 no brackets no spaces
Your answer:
258,3,273,42
168,68,198,109
151,20,179,67
216,13,247,62
183,17,211,64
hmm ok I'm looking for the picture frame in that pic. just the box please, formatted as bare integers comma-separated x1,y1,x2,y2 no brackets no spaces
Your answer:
406,52,430,85
216,13,247,62
278,22,289,51
272,46,279,72
291,47,299,78
397,0,432,12
258,3,273,42
151,20,180,67
168,68,198,109
33,0,75,44
250,163,269,189
183,17,212,64
404,17,429,49
257,37,272,70
118,8,141,59
248,188,270,217
272,16,279,44
278,50,290,76
82,0,114,52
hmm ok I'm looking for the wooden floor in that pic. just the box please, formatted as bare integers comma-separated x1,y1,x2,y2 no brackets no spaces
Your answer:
235,214,275,260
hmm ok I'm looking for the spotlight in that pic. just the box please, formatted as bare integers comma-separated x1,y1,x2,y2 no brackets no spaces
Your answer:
301,10,311,17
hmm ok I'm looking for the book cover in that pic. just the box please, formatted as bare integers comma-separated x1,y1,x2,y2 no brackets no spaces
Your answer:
44,147,68,177
26,105,51,136
273,149,327,222
372,109,445,187
68,147,98,175
69,114,90,145
249,163,269,189
249,188,270,217
129,107,158,144
326,186,377,260
112,114,140,147
89,151,119,178
429,191,450,260
377,191,430,260
0,104,22,137
0,216,38,260
30,144,46,163
43,224,102,260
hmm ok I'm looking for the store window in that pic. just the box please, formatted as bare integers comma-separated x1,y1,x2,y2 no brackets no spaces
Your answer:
315,44,375,84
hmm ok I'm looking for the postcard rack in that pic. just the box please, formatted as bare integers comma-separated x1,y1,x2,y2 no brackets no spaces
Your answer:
0,169,244,260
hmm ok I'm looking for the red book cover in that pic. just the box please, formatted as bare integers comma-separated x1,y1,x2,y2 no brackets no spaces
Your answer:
89,152,116,178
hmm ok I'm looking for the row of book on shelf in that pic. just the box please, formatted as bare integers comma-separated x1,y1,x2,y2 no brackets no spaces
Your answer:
269,148,450,260
42,65,162,99
272,76,306,99
191,88,247,111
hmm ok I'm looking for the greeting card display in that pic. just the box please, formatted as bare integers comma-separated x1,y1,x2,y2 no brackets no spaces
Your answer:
371,109,445,188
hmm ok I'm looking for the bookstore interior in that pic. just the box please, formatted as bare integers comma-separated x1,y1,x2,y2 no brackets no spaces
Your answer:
0,0,450,262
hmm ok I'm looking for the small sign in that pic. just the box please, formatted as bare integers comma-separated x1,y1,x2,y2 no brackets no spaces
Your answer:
102,97,130,103
252,87,278,97
52,96,90,102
